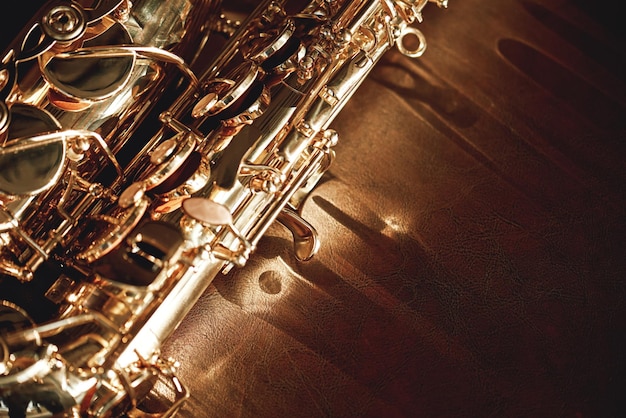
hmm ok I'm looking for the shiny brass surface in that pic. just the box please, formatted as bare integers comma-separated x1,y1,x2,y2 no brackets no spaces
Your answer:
0,0,451,416
2,0,625,416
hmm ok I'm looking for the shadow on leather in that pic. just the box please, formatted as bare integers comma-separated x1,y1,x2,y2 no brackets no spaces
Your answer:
370,53,480,130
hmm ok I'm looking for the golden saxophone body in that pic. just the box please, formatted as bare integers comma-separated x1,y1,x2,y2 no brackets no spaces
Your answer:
0,0,447,415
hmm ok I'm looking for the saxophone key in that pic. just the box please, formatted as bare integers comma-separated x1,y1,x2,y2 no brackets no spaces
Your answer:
241,17,303,72
192,60,261,119
150,152,210,214
0,109,65,197
41,22,135,109
181,197,252,267
276,207,320,261
75,182,149,263
142,133,198,191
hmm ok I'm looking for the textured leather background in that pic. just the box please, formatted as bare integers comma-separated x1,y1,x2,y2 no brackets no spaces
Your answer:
4,0,626,417
164,1,626,417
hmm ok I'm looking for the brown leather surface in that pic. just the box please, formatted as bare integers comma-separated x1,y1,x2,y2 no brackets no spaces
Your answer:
162,1,626,417
3,0,625,416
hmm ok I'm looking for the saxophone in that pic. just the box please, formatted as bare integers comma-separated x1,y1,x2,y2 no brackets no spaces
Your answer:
0,0,447,416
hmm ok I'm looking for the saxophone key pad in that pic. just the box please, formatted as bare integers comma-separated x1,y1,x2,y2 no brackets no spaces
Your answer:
181,197,233,227
42,22,135,107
